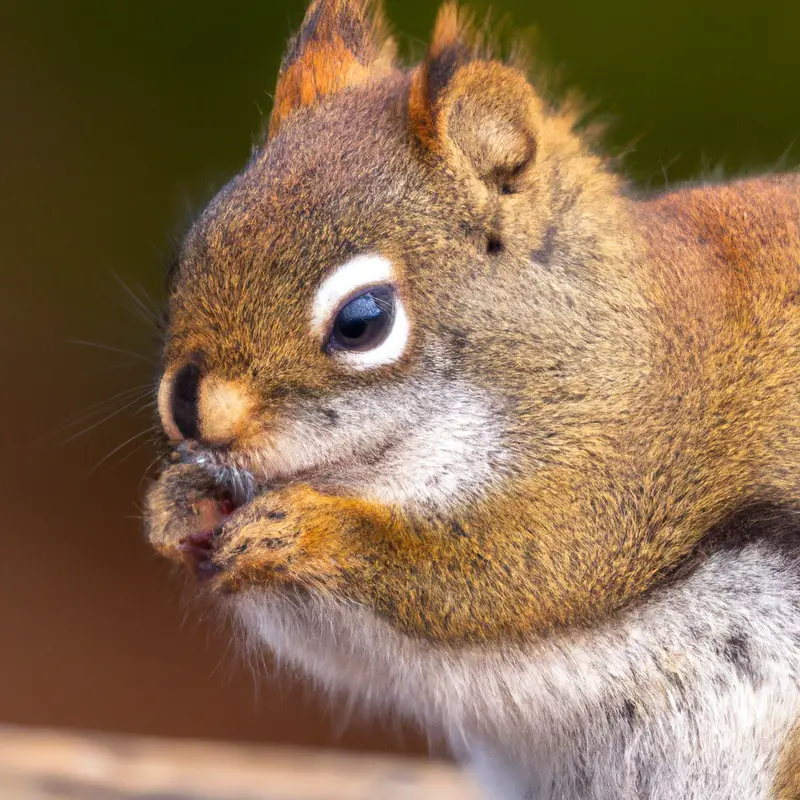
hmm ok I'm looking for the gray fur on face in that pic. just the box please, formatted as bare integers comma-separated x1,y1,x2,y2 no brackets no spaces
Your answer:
180,373,509,516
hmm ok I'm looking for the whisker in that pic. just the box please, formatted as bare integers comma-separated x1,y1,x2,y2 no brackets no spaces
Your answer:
79,360,154,377
89,425,160,474
132,399,158,417
134,281,162,318
138,452,168,492
114,432,161,468
68,338,157,365
110,269,161,330
59,390,155,445
56,385,154,432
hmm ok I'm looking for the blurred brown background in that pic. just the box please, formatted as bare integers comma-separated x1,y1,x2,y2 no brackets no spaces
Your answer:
2,0,799,756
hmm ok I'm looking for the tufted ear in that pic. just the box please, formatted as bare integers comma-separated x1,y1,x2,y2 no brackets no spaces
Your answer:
269,0,396,138
409,3,539,193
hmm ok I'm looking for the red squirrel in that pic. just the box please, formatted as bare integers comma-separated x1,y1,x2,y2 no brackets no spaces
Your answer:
145,1,800,797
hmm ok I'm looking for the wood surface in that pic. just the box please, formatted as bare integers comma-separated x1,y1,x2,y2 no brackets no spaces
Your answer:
0,725,482,800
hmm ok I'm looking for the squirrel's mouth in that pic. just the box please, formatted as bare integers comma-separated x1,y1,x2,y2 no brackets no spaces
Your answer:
167,448,274,579
148,457,251,581
175,423,401,495
154,424,402,582
165,440,372,580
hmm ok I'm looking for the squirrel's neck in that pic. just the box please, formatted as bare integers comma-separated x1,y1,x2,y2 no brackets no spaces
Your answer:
459,527,800,800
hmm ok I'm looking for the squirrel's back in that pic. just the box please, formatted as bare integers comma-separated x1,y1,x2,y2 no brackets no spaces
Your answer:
640,176,800,499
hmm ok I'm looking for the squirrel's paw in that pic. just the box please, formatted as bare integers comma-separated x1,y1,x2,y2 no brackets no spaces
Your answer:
212,484,355,592
144,462,235,570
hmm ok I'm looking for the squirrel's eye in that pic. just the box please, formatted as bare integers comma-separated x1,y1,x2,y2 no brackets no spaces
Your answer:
327,286,395,353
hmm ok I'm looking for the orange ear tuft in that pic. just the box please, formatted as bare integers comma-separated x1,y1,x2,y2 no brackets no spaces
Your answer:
409,3,538,189
429,2,477,60
408,3,481,149
269,0,396,138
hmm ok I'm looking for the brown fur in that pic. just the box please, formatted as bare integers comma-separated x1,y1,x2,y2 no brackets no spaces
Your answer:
148,0,800,639
144,0,800,784
777,719,800,799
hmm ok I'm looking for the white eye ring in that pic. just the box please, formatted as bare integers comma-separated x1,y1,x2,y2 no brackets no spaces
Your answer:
311,254,410,370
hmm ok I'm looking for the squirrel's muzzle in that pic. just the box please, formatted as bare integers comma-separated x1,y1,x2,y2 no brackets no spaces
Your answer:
158,364,255,447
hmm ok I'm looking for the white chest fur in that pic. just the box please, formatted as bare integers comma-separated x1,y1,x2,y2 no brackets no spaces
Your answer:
235,541,800,800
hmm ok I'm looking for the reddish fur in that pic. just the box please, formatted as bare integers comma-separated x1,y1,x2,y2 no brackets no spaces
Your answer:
269,0,396,137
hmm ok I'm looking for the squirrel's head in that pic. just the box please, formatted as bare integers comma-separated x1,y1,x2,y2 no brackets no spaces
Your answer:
149,0,648,646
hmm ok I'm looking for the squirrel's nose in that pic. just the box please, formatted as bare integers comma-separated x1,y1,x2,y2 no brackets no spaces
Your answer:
170,363,201,440
157,365,255,446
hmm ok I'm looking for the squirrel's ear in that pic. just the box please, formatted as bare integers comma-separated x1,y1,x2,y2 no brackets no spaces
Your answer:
269,0,396,138
409,3,538,191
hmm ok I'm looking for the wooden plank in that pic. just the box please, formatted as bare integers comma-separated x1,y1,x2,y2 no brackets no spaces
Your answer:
0,726,483,800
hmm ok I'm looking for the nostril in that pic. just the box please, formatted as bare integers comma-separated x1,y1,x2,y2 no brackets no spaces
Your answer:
171,363,201,440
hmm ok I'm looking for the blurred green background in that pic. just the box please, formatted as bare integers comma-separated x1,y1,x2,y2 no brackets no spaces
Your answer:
1,0,799,753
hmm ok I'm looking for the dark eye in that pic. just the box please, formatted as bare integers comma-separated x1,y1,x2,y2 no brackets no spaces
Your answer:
327,285,395,353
